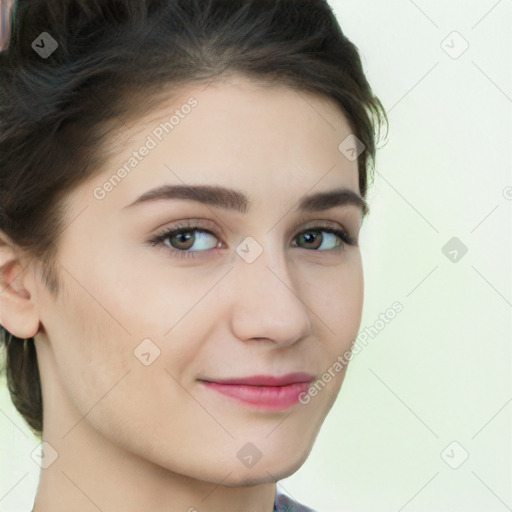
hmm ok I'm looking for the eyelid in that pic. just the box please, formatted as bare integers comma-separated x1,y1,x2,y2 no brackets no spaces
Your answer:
149,218,221,241
293,218,357,242
150,218,353,240
153,218,218,233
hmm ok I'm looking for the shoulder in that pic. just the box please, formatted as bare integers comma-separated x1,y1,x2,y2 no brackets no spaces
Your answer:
274,485,319,512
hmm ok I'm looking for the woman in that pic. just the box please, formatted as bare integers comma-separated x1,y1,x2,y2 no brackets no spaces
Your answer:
0,1,387,510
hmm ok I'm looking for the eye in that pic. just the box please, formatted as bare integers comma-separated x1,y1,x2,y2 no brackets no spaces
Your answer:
148,222,222,260
292,227,354,251
147,221,355,260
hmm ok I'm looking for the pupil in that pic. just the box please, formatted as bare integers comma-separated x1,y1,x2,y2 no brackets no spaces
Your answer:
303,232,320,247
174,231,193,248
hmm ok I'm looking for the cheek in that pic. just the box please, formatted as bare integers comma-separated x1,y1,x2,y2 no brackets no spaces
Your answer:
71,255,211,378
42,278,177,440
308,253,364,347
39,253,144,403
96,249,219,334
51,286,132,395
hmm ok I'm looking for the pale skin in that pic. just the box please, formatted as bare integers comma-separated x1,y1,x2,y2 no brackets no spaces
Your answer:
0,75,364,512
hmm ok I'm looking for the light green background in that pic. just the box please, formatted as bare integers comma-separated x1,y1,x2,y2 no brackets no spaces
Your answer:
1,1,511,511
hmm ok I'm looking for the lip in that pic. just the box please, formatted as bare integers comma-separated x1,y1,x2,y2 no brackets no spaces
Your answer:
199,373,315,411
203,372,315,386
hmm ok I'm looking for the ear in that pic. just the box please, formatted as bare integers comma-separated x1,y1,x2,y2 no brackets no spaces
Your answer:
0,233,41,339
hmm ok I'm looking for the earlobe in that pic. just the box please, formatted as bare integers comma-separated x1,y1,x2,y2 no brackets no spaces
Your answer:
0,241,41,339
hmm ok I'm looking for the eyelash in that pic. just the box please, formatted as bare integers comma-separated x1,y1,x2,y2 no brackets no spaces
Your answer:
147,220,355,260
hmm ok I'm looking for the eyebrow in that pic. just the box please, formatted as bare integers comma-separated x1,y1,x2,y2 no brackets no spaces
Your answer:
123,184,368,216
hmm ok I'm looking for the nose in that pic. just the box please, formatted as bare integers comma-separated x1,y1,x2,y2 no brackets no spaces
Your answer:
228,241,313,347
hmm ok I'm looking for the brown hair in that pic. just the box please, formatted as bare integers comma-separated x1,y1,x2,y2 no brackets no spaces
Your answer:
0,0,388,435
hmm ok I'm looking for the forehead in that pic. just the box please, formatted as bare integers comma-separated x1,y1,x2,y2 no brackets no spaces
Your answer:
72,75,360,215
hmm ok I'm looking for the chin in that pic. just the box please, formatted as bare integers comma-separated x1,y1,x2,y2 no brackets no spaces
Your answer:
221,466,293,487
221,445,312,487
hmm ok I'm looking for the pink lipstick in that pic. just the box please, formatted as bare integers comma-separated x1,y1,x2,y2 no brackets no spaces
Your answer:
199,372,314,411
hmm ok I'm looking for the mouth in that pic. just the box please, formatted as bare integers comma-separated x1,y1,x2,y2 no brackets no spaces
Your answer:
198,373,315,411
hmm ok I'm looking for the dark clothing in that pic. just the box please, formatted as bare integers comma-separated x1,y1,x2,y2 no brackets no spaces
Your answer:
274,486,318,512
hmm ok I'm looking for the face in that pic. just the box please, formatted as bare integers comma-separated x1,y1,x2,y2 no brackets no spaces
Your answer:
33,75,364,485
